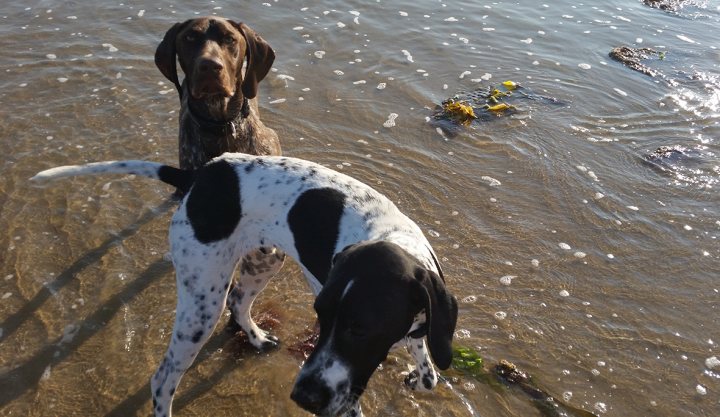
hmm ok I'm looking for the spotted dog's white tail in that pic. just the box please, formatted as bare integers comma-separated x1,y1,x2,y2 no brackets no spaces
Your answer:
31,160,195,193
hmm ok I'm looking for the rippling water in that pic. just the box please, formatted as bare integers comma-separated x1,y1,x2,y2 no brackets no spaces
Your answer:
1,1,719,416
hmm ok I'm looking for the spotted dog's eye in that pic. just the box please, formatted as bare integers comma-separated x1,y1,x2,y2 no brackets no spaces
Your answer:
222,36,236,45
347,323,367,339
185,33,197,42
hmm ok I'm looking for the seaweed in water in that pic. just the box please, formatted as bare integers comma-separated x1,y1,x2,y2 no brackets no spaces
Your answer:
449,346,599,417
609,46,666,77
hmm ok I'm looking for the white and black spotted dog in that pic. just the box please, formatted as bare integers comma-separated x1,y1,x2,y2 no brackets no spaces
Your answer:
31,153,459,417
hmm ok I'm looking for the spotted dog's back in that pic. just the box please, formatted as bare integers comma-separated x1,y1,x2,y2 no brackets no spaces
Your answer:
171,153,437,290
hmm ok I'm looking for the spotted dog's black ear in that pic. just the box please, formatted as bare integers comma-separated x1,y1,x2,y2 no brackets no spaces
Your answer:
331,244,356,266
230,21,275,99
414,268,458,370
155,21,190,95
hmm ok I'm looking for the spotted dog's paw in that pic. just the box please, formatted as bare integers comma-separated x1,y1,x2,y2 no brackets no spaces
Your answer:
404,369,437,392
258,334,280,351
248,330,280,352
340,402,364,417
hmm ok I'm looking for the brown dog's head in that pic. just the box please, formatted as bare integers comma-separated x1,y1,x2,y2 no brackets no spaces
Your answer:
155,17,275,100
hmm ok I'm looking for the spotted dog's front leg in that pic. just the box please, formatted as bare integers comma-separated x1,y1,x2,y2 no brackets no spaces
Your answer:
340,402,364,417
151,259,236,417
404,337,439,392
226,247,285,350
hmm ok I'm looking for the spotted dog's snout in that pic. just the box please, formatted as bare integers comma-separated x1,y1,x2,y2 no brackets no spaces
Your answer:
290,376,332,415
291,350,354,416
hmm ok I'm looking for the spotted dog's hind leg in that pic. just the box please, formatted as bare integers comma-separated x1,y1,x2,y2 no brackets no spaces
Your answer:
404,337,439,392
226,247,285,350
151,256,238,417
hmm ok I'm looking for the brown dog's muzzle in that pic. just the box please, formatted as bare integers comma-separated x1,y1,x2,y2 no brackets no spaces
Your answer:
189,43,239,99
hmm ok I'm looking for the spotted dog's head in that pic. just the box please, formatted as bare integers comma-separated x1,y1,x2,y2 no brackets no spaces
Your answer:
290,241,458,416
155,17,275,101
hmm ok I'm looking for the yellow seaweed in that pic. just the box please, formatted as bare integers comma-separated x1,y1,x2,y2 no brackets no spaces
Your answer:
485,103,514,112
443,100,477,120
502,80,518,90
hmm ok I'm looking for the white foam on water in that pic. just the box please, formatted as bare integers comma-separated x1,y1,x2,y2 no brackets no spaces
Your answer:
313,50,325,59
677,34,696,44
383,113,398,128
574,251,586,258
559,242,571,250
461,295,477,303
102,43,118,52
459,70,471,79
521,38,533,44
499,275,515,286
269,98,286,104
481,176,501,186
705,356,720,369
401,49,414,63
445,17,458,22
455,329,471,338
376,82,386,90
578,63,591,69
559,290,570,297
494,311,507,320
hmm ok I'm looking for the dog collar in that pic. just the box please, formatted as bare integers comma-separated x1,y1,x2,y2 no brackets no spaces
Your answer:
186,96,250,131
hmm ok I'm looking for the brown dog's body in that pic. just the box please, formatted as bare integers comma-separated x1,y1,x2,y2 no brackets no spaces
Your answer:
155,17,280,170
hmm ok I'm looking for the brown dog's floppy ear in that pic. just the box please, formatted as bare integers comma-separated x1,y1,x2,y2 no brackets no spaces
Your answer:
415,268,459,370
231,21,275,99
155,21,187,95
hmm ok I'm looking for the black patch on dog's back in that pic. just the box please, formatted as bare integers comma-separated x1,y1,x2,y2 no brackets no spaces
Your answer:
186,160,241,243
288,188,345,284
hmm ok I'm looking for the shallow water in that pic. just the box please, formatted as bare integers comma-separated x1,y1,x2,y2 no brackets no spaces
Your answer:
1,1,719,416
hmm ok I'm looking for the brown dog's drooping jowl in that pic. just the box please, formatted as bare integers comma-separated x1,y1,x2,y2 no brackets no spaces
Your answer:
155,17,280,171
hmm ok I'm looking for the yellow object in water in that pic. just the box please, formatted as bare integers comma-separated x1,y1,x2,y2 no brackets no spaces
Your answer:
502,80,518,90
443,100,477,120
486,103,514,112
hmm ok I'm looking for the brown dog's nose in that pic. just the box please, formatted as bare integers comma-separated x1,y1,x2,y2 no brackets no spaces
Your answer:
198,57,223,73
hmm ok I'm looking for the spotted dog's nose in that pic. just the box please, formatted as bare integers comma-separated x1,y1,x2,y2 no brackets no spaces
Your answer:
290,377,331,415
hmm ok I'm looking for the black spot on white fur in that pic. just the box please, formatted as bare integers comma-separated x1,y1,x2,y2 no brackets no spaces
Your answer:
186,160,241,243
287,188,345,284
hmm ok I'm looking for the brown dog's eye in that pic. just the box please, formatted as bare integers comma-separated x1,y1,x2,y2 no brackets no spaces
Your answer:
223,36,236,45
185,33,196,42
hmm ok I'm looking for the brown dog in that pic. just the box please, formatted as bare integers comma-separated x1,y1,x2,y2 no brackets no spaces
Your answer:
155,17,280,171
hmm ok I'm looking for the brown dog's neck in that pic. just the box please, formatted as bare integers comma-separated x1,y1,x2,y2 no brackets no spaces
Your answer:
185,89,249,125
